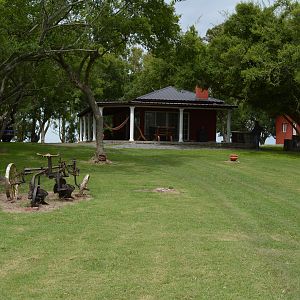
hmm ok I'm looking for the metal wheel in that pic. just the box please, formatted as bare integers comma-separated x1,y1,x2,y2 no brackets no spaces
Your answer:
5,163,19,200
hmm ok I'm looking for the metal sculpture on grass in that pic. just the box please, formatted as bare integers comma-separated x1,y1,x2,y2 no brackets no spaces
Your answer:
4,153,89,207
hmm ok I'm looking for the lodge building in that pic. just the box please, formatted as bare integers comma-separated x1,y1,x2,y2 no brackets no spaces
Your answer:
78,86,237,143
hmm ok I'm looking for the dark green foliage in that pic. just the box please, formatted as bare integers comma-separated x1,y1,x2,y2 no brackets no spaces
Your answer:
0,0,180,150
123,26,207,99
206,0,300,125
1,0,299,145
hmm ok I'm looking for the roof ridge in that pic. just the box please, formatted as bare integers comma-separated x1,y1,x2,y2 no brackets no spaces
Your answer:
135,86,224,103
137,86,177,99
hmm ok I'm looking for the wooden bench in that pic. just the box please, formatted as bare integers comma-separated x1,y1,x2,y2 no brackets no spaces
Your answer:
154,126,174,142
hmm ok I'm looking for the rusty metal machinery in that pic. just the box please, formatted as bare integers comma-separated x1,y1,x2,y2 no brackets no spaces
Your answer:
4,153,89,207
5,163,20,200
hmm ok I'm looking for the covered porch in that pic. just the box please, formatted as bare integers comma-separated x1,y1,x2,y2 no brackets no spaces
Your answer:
77,86,236,144
77,104,233,143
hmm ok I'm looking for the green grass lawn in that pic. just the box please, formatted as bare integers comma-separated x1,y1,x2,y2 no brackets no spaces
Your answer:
0,143,299,299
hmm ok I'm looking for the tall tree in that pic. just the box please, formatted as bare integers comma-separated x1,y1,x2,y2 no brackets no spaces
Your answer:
0,1,180,161
206,0,300,132
123,26,207,98
41,0,180,161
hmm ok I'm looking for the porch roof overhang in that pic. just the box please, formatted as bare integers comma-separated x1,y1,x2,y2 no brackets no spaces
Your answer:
130,100,237,109
77,101,237,117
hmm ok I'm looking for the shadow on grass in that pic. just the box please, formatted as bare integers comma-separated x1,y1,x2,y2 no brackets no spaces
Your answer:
107,148,204,168
259,145,300,158
1,143,299,175
1,143,191,177
0,143,94,174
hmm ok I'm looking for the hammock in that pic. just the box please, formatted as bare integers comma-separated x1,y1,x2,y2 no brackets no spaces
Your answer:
104,116,129,131
104,116,147,141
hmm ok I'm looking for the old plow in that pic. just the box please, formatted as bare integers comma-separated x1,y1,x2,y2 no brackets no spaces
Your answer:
4,153,90,207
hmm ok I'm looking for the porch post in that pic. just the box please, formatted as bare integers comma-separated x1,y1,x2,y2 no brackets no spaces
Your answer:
79,117,82,142
179,108,184,143
93,115,96,141
83,115,87,142
81,117,84,142
129,106,135,142
226,109,232,143
87,113,91,141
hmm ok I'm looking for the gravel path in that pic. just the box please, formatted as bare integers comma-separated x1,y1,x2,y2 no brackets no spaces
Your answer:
50,141,242,150
108,143,195,150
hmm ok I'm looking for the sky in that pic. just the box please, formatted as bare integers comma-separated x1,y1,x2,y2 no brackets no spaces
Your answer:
173,0,276,36
46,0,276,143
174,0,243,36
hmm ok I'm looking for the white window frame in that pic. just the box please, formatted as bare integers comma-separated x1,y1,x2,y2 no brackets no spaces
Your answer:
282,123,288,133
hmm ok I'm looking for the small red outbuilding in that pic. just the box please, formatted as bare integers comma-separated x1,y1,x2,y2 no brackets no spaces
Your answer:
275,116,300,144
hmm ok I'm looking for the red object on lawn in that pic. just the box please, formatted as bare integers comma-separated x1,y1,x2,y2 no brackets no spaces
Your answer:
230,154,239,161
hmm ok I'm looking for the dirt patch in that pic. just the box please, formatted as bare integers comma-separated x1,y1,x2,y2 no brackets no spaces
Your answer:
89,159,113,165
0,192,91,213
153,187,179,193
136,187,180,194
224,160,240,164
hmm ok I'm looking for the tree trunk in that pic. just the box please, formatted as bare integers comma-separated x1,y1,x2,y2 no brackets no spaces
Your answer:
0,114,8,141
40,125,46,144
38,119,49,144
54,54,106,162
59,117,66,143
62,118,66,143
70,79,105,160
40,121,50,144
81,84,106,161
30,116,39,143
260,132,268,145
16,120,26,142
221,119,227,142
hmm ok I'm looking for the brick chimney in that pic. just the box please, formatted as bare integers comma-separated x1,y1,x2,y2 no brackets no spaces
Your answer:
195,86,209,100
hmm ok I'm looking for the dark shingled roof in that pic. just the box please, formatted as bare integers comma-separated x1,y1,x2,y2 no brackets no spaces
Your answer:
78,86,237,117
134,86,224,104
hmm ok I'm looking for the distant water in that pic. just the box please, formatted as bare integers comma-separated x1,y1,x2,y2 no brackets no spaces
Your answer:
45,128,60,143
265,136,276,145
216,134,276,145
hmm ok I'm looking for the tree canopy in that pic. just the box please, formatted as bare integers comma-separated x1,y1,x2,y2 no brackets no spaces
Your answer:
206,0,300,128
1,0,299,149
0,0,180,160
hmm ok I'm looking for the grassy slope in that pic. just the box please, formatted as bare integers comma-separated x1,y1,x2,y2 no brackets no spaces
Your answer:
0,143,299,299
